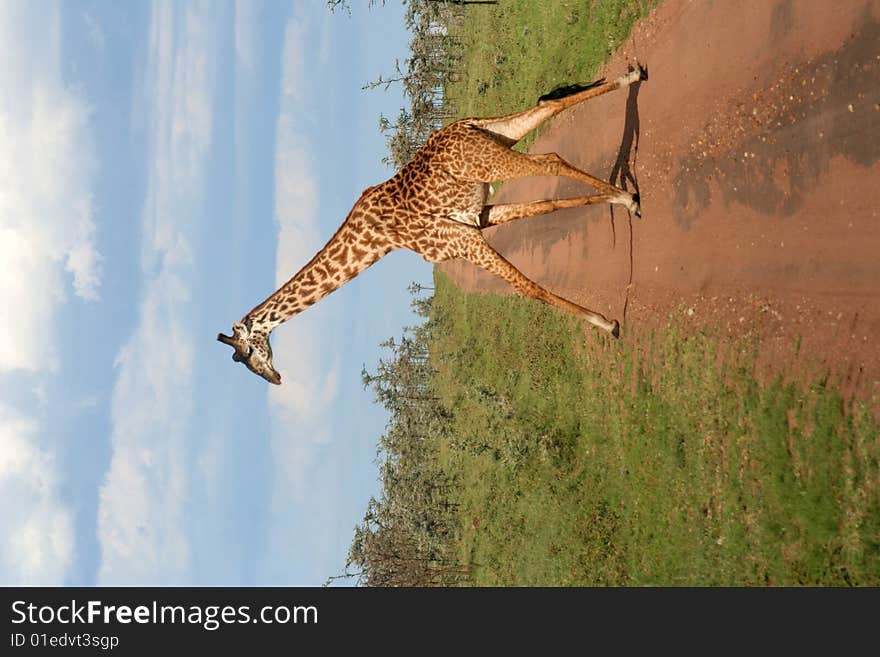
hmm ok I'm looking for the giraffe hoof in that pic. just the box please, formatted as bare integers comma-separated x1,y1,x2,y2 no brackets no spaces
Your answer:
637,63,648,81
631,193,642,218
611,320,620,339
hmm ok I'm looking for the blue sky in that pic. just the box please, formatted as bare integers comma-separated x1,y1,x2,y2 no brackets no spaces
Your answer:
0,0,430,585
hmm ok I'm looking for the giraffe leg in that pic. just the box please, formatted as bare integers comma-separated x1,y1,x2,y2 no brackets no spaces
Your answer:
469,64,647,144
464,235,620,337
482,194,631,227
461,145,642,217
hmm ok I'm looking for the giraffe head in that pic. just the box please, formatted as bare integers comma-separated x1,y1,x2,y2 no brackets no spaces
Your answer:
217,320,282,385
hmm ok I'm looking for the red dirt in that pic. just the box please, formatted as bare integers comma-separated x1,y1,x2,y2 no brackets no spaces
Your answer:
440,0,880,405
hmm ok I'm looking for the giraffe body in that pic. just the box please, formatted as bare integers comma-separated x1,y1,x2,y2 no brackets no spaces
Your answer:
219,64,648,384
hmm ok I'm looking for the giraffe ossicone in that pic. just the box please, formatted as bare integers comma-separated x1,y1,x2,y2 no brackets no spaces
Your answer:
219,64,648,384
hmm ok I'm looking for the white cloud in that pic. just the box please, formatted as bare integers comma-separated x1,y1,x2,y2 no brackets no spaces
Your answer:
256,11,345,584
234,0,259,74
267,16,338,423
0,405,74,585
0,0,99,587
0,1,101,374
98,270,195,584
317,11,335,66
97,2,217,585
83,11,106,52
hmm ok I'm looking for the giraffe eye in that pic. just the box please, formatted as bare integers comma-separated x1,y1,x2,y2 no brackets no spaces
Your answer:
232,346,253,363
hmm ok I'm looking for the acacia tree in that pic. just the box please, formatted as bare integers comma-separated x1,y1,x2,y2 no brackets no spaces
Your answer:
325,0,486,587
355,0,468,168
326,0,386,14
339,282,467,587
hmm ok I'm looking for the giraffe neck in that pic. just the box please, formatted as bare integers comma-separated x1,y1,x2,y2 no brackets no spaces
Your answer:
243,213,389,332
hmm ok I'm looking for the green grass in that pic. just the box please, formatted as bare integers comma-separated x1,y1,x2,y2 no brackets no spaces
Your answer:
445,0,653,148
429,272,880,586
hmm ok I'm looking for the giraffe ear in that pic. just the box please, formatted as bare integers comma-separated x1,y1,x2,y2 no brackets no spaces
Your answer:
217,332,235,346
232,351,244,362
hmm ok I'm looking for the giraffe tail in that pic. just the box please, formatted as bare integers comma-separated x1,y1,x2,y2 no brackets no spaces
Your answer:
538,78,606,103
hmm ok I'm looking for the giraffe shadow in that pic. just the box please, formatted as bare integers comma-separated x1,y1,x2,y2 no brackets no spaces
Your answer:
607,69,645,320
609,68,644,234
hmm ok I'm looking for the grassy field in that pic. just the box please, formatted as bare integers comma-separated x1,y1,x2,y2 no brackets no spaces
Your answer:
445,0,653,148
429,272,879,585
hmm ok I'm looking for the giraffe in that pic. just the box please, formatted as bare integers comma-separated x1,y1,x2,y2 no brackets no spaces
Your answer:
219,64,648,384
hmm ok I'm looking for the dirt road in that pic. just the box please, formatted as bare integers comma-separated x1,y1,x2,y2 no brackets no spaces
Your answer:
440,0,880,401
